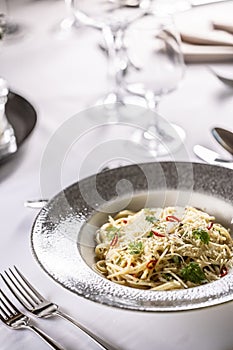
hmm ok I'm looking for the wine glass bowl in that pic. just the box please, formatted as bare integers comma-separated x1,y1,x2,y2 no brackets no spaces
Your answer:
124,13,185,103
70,0,152,106
122,13,186,157
71,0,151,30
0,0,25,42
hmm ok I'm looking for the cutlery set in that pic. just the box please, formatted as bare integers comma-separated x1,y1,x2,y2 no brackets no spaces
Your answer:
0,266,114,350
193,144,233,169
193,127,233,167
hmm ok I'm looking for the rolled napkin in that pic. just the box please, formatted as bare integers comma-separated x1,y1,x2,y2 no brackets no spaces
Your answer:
174,0,233,62
212,20,233,34
180,30,233,46
182,43,233,63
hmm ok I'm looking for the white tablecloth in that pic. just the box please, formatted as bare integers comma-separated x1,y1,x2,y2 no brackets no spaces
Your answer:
1,1,233,349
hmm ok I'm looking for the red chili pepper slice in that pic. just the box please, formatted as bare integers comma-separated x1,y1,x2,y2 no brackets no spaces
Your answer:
220,266,228,277
166,215,180,222
110,233,118,246
151,230,165,238
122,219,128,224
146,259,157,269
207,222,213,230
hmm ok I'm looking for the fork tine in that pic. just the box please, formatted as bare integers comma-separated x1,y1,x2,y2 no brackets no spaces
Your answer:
1,270,33,310
14,266,45,302
0,311,7,321
0,290,11,319
0,289,20,317
9,267,40,305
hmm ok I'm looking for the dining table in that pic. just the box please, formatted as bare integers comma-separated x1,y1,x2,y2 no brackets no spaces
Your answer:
1,1,233,349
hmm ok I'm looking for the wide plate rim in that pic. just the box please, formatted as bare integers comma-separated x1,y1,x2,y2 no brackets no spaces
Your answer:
31,161,233,312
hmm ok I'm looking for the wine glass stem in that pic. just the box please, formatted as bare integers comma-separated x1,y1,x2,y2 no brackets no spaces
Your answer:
147,91,161,126
102,25,126,103
65,0,74,20
144,92,162,152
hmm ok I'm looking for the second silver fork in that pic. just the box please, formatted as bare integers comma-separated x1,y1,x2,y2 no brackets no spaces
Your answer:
0,288,65,350
1,266,117,350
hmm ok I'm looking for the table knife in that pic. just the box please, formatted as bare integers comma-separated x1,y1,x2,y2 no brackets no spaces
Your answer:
193,145,233,169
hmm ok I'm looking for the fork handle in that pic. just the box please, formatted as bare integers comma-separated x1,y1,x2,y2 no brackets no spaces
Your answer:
26,324,66,350
55,310,117,350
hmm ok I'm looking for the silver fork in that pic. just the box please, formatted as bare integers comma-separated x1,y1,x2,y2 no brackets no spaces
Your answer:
0,288,65,350
1,266,117,350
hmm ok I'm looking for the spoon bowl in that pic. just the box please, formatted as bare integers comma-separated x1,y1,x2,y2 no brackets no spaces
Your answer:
212,127,233,156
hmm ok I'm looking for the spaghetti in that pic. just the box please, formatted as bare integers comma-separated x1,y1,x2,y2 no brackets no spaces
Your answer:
94,206,233,290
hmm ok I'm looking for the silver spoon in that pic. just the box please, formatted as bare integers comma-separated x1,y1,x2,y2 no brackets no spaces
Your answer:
212,127,233,156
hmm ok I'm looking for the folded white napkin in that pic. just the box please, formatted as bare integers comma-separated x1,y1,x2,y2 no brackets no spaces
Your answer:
212,21,233,34
182,43,233,63
180,30,233,47
174,0,233,62
180,28,233,62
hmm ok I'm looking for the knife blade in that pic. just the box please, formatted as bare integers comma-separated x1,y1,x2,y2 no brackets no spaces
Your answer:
193,145,233,169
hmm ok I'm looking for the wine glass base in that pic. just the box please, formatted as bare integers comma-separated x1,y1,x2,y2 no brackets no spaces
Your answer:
94,91,147,110
88,96,186,158
52,17,81,40
130,122,186,158
91,93,149,124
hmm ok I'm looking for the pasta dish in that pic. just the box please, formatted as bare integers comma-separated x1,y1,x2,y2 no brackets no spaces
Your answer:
94,206,233,290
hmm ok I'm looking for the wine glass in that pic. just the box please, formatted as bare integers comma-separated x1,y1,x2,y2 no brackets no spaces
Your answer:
71,0,152,105
122,12,186,157
0,0,25,42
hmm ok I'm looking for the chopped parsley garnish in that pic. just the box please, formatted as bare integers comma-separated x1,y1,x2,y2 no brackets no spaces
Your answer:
181,262,207,284
115,256,122,265
147,231,154,237
128,241,143,255
172,255,181,265
145,216,158,223
105,226,120,240
106,226,119,233
192,228,210,244
162,273,172,281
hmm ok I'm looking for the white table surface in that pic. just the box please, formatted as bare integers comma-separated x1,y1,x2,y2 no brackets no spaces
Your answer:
1,1,233,350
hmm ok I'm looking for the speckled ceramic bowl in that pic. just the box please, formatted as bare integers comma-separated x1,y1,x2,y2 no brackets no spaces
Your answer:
31,162,233,311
